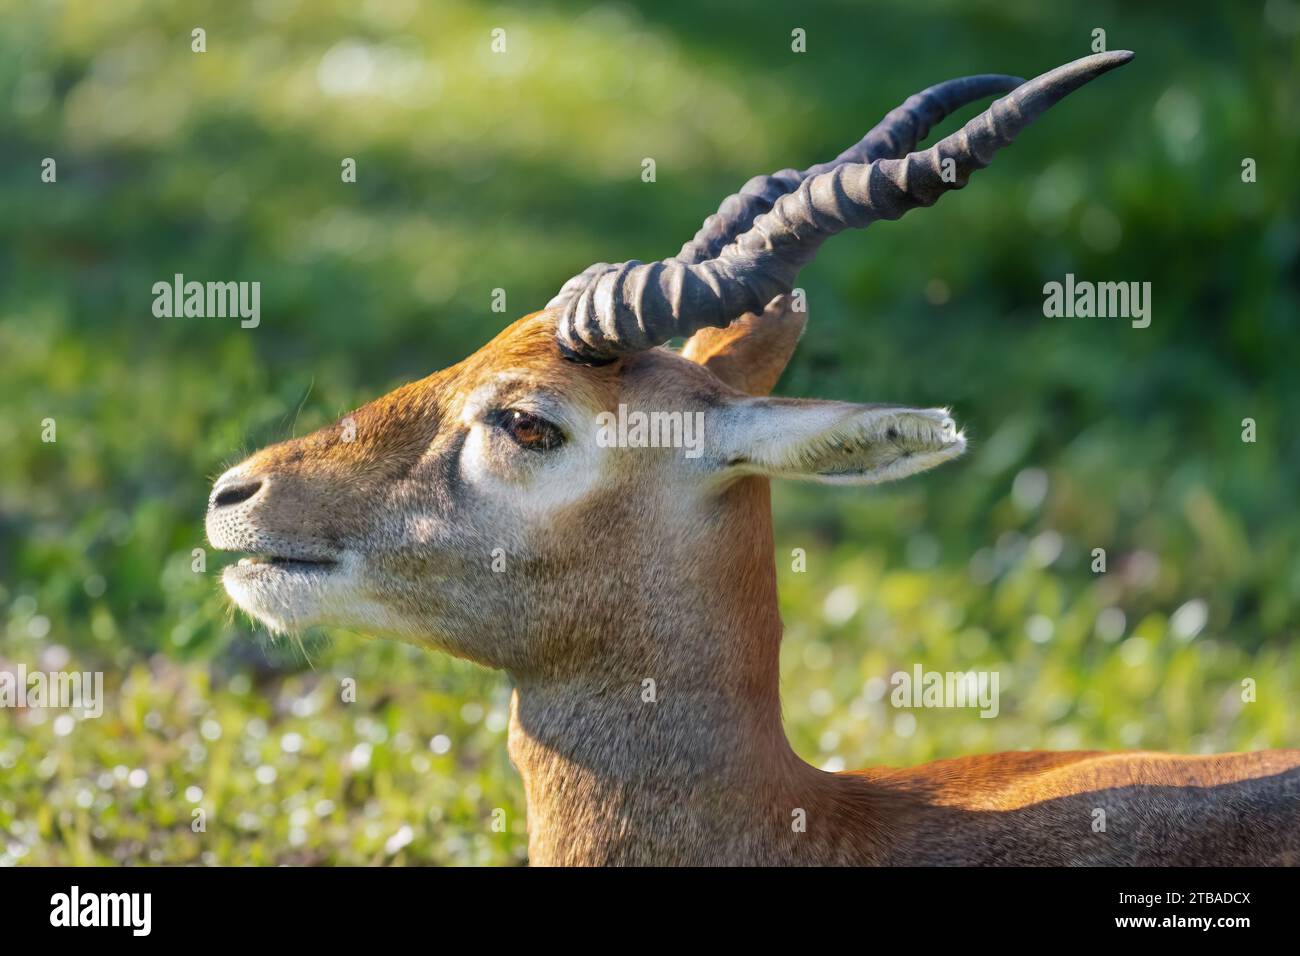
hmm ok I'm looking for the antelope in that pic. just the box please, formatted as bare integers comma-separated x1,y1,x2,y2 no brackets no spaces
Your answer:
206,52,1300,865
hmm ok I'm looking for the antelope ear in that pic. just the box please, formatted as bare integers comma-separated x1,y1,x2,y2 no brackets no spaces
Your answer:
681,295,806,397
713,399,966,486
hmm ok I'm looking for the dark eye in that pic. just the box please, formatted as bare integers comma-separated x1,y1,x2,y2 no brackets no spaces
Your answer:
488,408,565,452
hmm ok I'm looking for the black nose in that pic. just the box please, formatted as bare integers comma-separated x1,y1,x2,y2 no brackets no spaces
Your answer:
212,479,263,509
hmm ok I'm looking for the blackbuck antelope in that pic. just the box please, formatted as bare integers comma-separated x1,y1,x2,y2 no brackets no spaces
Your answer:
207,52,1299,865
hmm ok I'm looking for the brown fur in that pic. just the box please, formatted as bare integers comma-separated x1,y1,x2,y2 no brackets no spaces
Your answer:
208,307,1300,866
681,297,808,395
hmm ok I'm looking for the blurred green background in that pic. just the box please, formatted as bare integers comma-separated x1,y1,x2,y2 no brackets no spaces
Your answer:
1,0,1298,865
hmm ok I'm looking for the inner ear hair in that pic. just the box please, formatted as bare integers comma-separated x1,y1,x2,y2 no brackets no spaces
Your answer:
804,408,965,485
726,403,966,487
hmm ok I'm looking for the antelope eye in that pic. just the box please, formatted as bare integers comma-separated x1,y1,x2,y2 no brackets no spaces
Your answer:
488,408,565,452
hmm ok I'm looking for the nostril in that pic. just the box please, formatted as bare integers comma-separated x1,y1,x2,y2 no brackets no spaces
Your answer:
213,480,263,509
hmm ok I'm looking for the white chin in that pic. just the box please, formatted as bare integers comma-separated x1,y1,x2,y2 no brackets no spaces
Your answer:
220,553,409,638
222,561,342,633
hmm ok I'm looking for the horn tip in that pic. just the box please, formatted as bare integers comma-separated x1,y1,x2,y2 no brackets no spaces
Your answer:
1012,49,1135,112
1067,49,1135,75
1097,49,1135,67
1085,50,1135,73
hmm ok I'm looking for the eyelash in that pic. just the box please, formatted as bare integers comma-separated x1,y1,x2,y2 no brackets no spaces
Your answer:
486,408,565,452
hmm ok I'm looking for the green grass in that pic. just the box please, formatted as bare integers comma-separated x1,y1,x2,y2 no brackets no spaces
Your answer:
1,0,1297,864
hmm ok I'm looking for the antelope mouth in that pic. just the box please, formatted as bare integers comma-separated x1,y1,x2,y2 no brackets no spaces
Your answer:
218,548,354,634
231,553,339,574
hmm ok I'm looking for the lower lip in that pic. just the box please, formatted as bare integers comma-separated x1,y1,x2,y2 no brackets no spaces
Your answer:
234,558,337,574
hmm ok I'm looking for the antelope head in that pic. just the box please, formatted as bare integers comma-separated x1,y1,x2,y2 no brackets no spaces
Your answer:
206,53,1131,681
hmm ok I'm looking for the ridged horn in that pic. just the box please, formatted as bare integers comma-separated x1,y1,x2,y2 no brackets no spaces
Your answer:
672,73,1025,266
555,51,1133,361
547,73,1023,318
